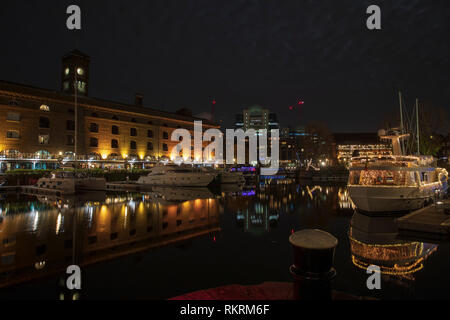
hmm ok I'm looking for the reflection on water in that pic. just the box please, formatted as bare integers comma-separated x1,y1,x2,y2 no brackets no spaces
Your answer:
0,181,447,299
0,189,220,289
349,212,438,283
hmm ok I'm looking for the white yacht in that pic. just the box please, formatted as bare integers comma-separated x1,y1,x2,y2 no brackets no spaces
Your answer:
137,165,215,187
36,171,106,195
348,131,448,213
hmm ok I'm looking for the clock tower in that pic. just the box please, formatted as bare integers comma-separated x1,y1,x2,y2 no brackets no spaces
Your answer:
61,50,90,96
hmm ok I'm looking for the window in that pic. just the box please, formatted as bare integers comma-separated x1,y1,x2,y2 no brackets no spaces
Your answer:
6,112,20,121
89,137,98,147
91,113,99,118
147,142,154,151
6,131,20,139
77,81,86,93
40,105,50,112
131,118,137,123
147,130,153,138
77,68,84,76
63,81,70,91
112,125,119,135
147,121,153,125
163,123,168,127
130,141,137,150
68,109,74,114
111,139,119,149
130,128,137,136
90,123,99,133
163,131,169,140
38,135,49,145
64,68,70,76
163,144,168,152
66,120,75,131
112,115,119,120
67,135,74,146
39,117,50,128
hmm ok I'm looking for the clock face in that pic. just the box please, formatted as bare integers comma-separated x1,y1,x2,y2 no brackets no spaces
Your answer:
64,68,70,75
77,68,84,75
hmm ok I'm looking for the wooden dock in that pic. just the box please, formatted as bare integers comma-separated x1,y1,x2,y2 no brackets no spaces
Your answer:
397,200,450,241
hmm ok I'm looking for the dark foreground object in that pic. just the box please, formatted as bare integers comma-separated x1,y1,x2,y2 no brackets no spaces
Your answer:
169,282,371,300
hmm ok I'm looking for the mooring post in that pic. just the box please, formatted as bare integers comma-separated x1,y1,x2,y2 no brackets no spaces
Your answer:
289,229,338,300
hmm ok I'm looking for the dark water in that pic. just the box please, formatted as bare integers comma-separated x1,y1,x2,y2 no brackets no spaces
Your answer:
0,182,449,300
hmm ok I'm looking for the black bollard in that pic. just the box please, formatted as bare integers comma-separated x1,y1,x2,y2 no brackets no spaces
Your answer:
289,229,338,300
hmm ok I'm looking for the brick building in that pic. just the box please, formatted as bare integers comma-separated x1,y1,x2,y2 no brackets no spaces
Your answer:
0,50,219,171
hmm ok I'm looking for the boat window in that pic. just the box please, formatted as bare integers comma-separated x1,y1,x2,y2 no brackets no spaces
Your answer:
354,170,416,186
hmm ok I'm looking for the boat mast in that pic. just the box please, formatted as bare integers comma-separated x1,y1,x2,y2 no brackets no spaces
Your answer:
74,70,78,168
416,98,420,155
398,91,404,155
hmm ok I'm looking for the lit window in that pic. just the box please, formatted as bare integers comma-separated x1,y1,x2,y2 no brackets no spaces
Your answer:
77,81,86,93
38,135,49,145
65,68,70,76
77,68,84,76
40,105,50,112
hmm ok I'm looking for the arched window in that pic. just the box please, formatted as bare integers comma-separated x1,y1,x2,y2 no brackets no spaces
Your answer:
112,125,119,135
40,105,50,112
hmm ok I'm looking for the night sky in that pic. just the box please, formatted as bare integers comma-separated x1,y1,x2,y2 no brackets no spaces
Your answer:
1,0,449,132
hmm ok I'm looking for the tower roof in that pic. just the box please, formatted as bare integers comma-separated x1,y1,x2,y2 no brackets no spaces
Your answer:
63,49,90,60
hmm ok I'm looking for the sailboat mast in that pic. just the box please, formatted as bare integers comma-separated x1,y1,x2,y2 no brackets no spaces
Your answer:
74,72,78,168
399,92,404,133
398,91,404,155
416,98,420,155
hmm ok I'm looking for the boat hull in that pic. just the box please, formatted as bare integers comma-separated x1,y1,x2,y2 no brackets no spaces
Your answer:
348,184,444,213
76,178,107,191
137,174,214,187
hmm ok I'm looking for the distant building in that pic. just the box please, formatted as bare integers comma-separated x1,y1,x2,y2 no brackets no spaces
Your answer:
333,133,391,165
280,126,308,164
235,105,279,131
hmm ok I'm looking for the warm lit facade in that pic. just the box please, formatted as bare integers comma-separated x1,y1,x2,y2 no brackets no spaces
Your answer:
0,50,219,171
333,133,392,165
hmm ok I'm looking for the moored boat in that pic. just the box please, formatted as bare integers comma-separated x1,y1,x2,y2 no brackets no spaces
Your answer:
347,131,448,214
137,165,215,187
